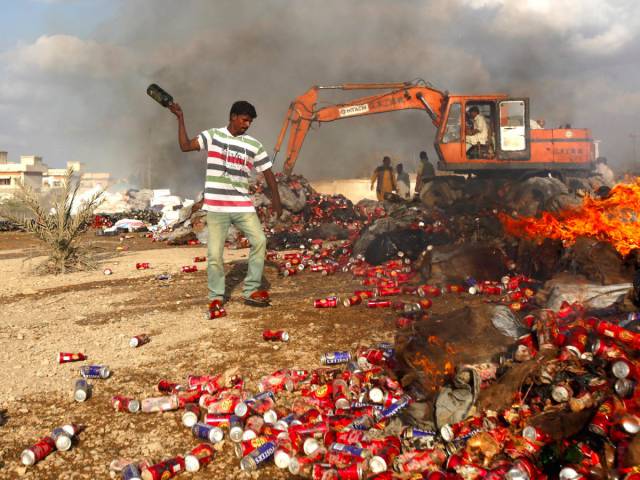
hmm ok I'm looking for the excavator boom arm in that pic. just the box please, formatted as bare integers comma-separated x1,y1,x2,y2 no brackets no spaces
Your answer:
273,82,447,175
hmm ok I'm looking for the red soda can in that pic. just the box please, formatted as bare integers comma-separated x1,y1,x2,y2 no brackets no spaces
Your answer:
143,456,185,480
181,265,197,273
589,399,614,436
418,285,442,297
188,374,222,390
281,267,298,277
314,297,338,308
187,239,200,245
157,380,180,393
396,317,414,328
522,425,551,443
194,256,207,262
534,309,559,350
129,334,150,348
367,299,392,308
176,389,202,409
596,320,639,346
262,330,290,342
111,395,141,413
136,262,150,270
204,414,231,428
591,337,628,360
20,436,56,466
375,287,402,297
184,443,215,472
58,352,87,364
206,395,241,415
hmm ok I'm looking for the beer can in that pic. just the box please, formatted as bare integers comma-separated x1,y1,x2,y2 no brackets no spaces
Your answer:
194,256,207,262
239,441,276,471
235,437,269,459
229,415,244,443
74,378,91,402
182,403,200,427
135,262,150,270
184,443,215,472
121,463,142,480
612,359,634,379
181,265,197,273
314,297,338,308
58,352,87,364
615,378,637,398
262,330,290,342
192,422,224,443
129,334,150,348
51,427,72,451
320,351,352,365
20,436,56,466
80,365,110,379
343,295,363,307
366,299,392,308
103,268,113,275
522,425,551,443
203,414,231,429
141,456,185,480
112,395,140,413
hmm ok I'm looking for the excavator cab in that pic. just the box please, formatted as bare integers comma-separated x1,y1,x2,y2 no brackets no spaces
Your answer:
437,96,531,170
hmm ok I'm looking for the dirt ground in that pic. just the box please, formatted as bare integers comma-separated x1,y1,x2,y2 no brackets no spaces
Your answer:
0,232,483,479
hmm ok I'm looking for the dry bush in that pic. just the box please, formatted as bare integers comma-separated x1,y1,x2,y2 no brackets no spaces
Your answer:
1,167,104,273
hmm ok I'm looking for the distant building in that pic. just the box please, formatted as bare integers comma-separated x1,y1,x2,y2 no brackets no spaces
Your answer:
0,151,112,194
0,152,49,191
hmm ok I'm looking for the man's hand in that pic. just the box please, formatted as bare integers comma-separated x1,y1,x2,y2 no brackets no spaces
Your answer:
169,102,183,119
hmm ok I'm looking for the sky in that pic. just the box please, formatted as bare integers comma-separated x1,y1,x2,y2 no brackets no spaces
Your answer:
1,0,640,194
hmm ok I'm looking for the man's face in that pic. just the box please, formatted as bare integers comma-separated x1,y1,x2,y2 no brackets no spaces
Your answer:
229,113,253,135
383,158,390,167
470,110,478,118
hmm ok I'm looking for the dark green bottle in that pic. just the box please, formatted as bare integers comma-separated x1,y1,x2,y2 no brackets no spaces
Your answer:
146,84,173,107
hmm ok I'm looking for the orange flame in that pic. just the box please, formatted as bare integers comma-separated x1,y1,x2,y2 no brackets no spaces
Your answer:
498,180,640,255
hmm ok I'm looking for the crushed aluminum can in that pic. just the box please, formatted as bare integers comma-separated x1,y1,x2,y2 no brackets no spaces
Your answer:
194,256,207,262
184,443,215,472
58,352,87,364
262,330,289,342
135,262,150,270
112,395,141,413
181,265,198,273
129,334,150,348
320,351,352,366
314,297,338,308
80,365,110,379
20,436,56,466
74,378,91,402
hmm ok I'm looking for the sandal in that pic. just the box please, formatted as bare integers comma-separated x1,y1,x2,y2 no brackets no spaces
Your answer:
244,290,271,308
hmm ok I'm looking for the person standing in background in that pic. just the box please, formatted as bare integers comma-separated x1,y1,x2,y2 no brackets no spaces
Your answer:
370,156,397,201
396,163,410,200
414,150,435,198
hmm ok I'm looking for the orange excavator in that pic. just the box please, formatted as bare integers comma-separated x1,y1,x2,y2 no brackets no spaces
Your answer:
273,79,596,176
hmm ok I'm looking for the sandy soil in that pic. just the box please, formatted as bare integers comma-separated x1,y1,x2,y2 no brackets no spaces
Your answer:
0,232,407,479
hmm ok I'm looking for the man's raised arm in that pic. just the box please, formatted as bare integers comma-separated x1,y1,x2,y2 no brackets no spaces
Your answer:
168,103,200,152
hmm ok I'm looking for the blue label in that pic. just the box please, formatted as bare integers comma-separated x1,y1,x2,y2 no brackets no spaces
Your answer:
249,441,276,465
408,427,437,438
329,442,365,457
192,423,213,440
80,365,103,378
324,351,351,365
378,395,410,419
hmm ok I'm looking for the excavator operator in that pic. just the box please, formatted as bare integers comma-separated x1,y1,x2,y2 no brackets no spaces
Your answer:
465,106,488,158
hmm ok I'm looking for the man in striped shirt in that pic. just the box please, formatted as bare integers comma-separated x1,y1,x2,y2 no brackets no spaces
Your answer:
169,100,282,308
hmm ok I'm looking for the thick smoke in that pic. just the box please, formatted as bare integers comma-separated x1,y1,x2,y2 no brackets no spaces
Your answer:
1,0,639,196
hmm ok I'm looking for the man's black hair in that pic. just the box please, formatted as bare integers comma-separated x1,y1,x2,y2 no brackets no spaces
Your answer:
469,106,479,114
383,156,391,162
419,151,428,159
230,100,257,119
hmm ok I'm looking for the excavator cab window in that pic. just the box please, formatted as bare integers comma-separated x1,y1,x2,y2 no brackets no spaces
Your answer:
442,103,461,143
496,98,530,160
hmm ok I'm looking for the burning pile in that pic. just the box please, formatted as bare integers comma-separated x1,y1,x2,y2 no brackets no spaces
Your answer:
500,180,640,256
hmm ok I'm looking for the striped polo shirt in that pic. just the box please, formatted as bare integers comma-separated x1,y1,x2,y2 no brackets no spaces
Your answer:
197,126,272,213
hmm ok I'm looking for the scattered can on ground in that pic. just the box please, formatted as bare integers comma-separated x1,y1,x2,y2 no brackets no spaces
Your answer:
58,352,87,364
80,365,111,379
181,265,198,273
194,256,207,262
135,262,150,270
74,379,91,402
184,443,215,472
129,334,150,348
112,395,141,413
262,330,289,342
320,351,352,365
103,268,113,275
20,436,56,466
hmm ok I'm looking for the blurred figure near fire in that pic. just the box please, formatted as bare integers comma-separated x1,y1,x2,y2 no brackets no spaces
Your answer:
396,163,411,200
414,150,435,198
370,156,397,201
